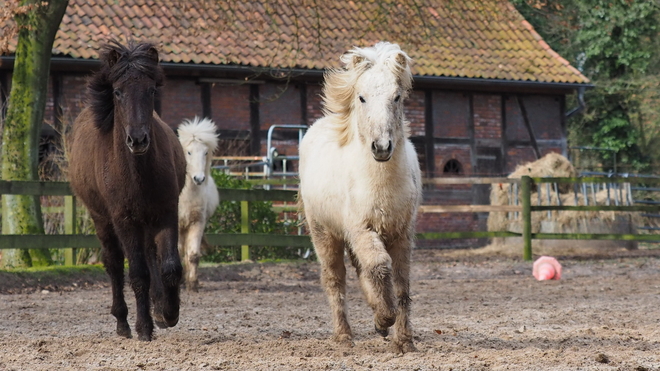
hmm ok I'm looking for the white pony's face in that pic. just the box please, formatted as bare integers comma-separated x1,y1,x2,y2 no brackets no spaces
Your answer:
185,140,210,185
353,58,405,162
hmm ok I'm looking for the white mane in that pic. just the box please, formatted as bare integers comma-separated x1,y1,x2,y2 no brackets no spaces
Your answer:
177,116,219,153
322,41,413,146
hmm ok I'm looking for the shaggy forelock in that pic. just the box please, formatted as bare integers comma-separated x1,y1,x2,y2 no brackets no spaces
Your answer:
177,117,219,153
321,42,413,146
103,41,164,85
87,40,164,132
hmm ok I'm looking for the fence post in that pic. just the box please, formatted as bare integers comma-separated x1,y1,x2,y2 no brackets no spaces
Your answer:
64,195,77,265
521,176,532,261
241,200,250,261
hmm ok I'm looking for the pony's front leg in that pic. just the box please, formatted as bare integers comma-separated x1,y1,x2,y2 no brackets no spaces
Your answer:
388,234,416,353
310,221,352,346
96,218,131,339
115,223,153,341
182,221,205,292
349,229,397,338
154,218,183,328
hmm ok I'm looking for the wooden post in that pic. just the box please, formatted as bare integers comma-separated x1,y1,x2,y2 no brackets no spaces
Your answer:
64,195,77,265
241,200,250,261
521,176,532,261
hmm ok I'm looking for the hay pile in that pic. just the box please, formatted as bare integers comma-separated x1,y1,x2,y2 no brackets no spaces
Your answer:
483,153,638,256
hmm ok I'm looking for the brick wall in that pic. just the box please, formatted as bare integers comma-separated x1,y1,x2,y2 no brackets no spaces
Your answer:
58,74,88,129
260,83,302,130
211,83,251,131
506,95,563,141
433,91,470,138
306,84,324,126
473,93,502,140
405,90,425,137
160,78,203,128
434,143,472,176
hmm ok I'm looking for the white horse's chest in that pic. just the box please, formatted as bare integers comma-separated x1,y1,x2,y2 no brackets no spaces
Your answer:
352,176,417,231
178,179,219,225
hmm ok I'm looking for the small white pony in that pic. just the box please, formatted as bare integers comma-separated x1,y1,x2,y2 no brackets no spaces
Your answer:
299,42,422,353
177,117,220,292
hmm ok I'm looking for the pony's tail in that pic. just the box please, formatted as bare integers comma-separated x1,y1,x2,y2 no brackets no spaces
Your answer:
296,192,307,228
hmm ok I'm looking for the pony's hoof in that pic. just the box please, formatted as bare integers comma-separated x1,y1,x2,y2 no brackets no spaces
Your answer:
116,322,132,338
186,281,199,292
154,320,168,329
164,315,179,327
392,340,417,354
137,333,153,342
375,324,389,338
333,334,354,348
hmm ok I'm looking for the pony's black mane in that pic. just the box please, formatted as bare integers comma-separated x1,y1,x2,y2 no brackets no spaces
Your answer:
88,40,164,132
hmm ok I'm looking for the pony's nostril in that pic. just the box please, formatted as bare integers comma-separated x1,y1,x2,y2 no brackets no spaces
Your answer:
134,133,148,145
371,141,377,151
387,140,393,152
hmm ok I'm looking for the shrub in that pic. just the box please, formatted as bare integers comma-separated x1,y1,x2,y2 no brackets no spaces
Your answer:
203,171,310,262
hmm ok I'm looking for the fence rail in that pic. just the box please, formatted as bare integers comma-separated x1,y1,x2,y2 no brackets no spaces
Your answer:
0,176,659,262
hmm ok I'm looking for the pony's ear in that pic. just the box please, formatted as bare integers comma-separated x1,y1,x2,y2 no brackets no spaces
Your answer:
395,52,408,69
146,46,159,64
106,48,121,68
341,51,368,70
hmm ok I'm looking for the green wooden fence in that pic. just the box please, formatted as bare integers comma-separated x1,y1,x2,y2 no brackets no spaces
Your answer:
0,177,658,263
519,175,660,260
0,180,310,264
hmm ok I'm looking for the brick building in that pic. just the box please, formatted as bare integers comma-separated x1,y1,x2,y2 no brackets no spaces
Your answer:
0,0,591,246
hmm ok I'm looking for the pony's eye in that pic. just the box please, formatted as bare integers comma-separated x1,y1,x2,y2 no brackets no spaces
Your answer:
113,89,122,99
149,87,156,96
394,94,401,102
187,151,191,155
359,95,366,103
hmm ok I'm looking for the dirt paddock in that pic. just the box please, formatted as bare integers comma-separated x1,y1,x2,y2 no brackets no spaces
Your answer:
2,248,660,370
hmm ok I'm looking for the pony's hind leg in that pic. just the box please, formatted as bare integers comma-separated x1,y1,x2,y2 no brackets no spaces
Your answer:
388,234,416,353
310,221,352,346
349,230,397,338
96,219,131,339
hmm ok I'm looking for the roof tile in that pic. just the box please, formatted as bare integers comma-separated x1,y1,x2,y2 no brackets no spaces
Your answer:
5,0,589,85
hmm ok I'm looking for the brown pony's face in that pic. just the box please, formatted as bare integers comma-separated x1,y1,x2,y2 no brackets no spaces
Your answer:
113,74,157,155
108,46,160,155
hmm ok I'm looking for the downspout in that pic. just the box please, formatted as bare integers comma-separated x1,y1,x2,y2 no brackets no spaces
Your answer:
566,86,586,118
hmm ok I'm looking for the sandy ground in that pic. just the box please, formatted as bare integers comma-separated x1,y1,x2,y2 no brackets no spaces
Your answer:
2,248,660,371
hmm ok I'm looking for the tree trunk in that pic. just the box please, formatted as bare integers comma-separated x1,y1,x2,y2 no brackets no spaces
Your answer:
1,0,68,268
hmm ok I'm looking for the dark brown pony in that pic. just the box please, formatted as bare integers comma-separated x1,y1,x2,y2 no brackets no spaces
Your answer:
68,40,186,341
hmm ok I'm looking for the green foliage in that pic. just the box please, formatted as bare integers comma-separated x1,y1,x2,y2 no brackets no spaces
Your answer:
204,171,308,262
512,0,660,174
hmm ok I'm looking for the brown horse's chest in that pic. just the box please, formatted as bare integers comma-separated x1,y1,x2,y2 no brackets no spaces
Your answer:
98,157,179,220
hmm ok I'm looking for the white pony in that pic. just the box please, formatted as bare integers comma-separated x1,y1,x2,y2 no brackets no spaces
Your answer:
298,42,422,353
177,117,220,292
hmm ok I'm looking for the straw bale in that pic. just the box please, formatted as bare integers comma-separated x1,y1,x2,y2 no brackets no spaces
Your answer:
485,153,639,255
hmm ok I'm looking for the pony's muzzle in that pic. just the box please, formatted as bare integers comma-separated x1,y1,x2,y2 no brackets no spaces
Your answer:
126,131,150,155
192,174,206,185
371,139,393,162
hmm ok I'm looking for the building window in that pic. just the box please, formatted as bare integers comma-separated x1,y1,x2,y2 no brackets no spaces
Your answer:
442,159,463,175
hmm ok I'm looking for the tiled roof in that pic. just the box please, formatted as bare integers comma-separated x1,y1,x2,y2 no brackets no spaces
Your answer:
13,0,590,84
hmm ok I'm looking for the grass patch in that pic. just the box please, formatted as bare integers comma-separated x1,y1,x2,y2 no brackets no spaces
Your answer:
0,264,108,294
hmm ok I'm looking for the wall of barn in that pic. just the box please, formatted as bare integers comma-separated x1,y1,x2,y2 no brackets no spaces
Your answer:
18,71,568,248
